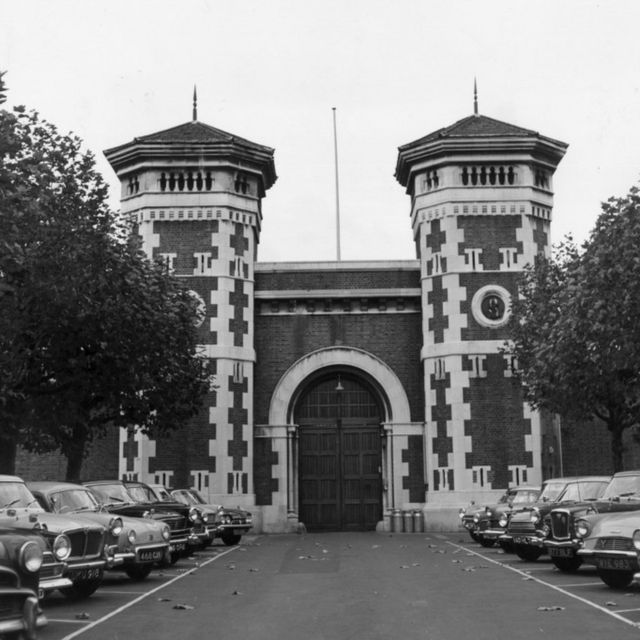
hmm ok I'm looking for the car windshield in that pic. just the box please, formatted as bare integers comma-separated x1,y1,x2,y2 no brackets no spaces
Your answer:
512,490,539,504
537,482,567,502
153,487,173,502
498,491,513,504
557,481,608,502
0,482,43,511
172,490,198,506
89,483,134,505
127,485,156,503
50,489,99,513
602,475,640,500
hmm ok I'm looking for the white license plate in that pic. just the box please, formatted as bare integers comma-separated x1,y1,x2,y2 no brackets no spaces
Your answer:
138,549,164,562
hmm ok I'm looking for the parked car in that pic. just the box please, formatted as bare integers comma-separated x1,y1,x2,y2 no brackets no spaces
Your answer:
500,476,610,562
576,510,640,588
170,488,253,546
0,527,48,639
84,480,199,563
458,502,484,543
544,470,640,572
0,475,107,600
29,481,171,581
473,485,541,549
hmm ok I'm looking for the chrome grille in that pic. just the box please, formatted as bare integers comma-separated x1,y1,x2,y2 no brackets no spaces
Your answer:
67,529,104,559
507,520,536,536
40,552,64,580
596,537,633,551
550,511,570,540
0,595,23,619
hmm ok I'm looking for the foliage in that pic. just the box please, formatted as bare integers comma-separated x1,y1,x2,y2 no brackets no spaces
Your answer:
507,186,640,471
0,76,213,479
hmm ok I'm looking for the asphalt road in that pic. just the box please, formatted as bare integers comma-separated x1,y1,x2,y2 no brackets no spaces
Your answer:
36,531,640,640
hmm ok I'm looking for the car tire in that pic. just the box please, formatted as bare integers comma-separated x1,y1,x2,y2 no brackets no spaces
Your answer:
125,564,153,581
221,532,242,546
498,540,515,553
551,556,582,573
514,545,543,562
170,552,180,565
469,531,480,543
478,538,495,548
598,569,634,589
60,570,104,600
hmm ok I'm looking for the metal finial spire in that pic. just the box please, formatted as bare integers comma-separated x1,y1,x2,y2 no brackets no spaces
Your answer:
473,78,478,115
192,85,198,121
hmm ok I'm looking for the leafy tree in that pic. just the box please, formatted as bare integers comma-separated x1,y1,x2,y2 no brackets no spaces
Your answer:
507,186,640,472
0,76,213,479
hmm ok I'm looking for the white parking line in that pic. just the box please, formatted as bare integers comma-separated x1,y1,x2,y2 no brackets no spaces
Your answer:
556,581,608,588
59,546,240,640
445,541,640,629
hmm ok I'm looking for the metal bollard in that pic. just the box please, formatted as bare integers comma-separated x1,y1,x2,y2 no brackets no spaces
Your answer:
392,509,403,533
413,509,424,533
403,510,414,533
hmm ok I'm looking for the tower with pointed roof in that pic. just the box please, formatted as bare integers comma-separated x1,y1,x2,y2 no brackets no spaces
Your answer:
104,113,276,508
396,110,567,514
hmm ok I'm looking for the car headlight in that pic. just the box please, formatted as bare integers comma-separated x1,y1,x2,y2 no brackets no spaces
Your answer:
201,513,209,523
142,510,152,519
575,520,591,539
530,508,541,524
633,530,640,551
20,541,44,573
110,517,123,537
541,524,551,538
458,508,465,520
485,507,492,517
127,529,136,544
188,507,199,523
53,534,71,561
499,514,509,527
473,513,480,523
161,526,171,541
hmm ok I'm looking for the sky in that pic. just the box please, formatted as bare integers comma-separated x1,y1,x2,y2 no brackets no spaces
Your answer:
3,0,640,263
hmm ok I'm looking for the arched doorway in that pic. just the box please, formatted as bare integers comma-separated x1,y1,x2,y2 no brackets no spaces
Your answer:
295,372,383,531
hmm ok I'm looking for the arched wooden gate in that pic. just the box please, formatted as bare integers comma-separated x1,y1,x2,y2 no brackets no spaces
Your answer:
295,374,383,531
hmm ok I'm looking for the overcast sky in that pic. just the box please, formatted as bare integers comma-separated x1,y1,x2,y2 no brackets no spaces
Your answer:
3,0,640,263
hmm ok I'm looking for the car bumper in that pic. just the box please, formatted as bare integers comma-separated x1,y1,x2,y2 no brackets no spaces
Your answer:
544,539,581,558
108,543,171,568
0,592,47,638
216,524,251,537
481,528,506,541
39,576,74,597
500,533,546,548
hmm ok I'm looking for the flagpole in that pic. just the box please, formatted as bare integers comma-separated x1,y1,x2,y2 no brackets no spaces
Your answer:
332,107,341,261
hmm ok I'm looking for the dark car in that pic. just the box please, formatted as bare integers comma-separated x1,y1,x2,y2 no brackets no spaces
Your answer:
0,527,48,639
85,480,199,563
0,475,107,600
30,481,171,581
171,488,253,546
500,475,610,562
544,470,640,572
474,485,541,549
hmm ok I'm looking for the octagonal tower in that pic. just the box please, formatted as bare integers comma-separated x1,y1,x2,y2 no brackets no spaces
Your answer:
104,115,276,509
396,111,567,516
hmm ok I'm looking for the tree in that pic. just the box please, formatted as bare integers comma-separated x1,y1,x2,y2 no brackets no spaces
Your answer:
0,76,213,478
506,185,640,472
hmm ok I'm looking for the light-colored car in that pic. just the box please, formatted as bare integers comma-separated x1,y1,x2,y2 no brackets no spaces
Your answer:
171,488,252,546
30,481,171,581
0,475,106,599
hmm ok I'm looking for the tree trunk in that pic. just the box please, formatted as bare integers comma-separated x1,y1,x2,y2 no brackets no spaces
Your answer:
0,438,17,474
63,424,88,483
610,424,625,473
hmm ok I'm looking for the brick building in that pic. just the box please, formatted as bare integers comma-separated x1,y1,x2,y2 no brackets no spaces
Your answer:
81,105,574,532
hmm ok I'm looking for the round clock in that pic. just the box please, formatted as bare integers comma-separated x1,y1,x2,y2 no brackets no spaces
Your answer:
471,285,511,328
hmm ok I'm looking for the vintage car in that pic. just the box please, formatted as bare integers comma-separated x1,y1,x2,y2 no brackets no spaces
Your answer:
0,527,49,639
500,475,610,562
458,502,485,543
170,488,253,546
84,480,199,563
0,475,108,600
544,470,640,572
474,485,541,549
29,481,171,581
576,510,640,588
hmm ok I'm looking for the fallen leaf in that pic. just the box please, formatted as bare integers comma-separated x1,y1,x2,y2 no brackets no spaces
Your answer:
75,613,90,620
452,559,463,564
605,601,618,607
537,606,565,611
249,567,260,572
173,604,195,610
158,597,172,602
232,590,242,595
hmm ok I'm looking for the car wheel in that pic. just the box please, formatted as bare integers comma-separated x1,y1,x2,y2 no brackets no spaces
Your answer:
125,564,153,581
221,532,242,546
478,537,495,548
498,540,515,553
598,569,634,589
551,556,582,573
514,545,543,562
469,531,480,543
60,570,104,600
170,552,180,564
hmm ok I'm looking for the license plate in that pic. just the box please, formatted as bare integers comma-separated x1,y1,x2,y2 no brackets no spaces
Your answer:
70,567,102,581
549,548,574,558
170,543,186,553
138,549,164,562
594,557,633,571
513,536,528,545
